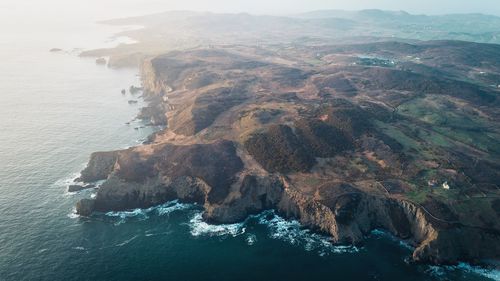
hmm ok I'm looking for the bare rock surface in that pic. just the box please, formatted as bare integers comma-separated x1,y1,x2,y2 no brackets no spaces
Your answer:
76,41,500,265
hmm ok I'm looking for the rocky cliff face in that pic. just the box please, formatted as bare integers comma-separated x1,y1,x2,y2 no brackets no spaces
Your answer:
141,59,171,97
76,146,499,265
76,42,500,266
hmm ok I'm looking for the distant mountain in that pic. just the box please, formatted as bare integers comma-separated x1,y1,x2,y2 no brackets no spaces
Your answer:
296,9,411,20
297,9,500,35
85,10,500,68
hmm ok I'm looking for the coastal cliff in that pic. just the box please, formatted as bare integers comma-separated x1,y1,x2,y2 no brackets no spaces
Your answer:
76,42,500,266
76,145,500,264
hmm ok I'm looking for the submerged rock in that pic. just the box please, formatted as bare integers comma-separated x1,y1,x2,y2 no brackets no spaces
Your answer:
76,199,95,217
68,184,95,192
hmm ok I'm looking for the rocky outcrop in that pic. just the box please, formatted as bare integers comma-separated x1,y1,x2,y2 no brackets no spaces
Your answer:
68,184,95,192
76,140,243,212
76,143,499,265
275,185,500,265
76,199,95,217
203,175,285,223
75,43,500,266
77,151,118,182
141,59,171,97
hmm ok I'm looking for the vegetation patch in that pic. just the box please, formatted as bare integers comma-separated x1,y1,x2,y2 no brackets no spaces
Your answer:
295,119,354,158
244,125,316,173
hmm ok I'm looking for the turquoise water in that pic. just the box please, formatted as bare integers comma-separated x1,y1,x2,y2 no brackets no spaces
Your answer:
0,4,498,281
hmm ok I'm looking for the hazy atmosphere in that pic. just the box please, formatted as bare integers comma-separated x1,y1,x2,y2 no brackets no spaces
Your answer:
1,0,500,280
3,0,500,19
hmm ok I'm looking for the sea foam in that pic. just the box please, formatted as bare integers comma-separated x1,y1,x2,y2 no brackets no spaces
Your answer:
426,263,500,281
187,209,358,255
455,263,500,281
189,212,246,237
256,210,359,256
104,200,193,225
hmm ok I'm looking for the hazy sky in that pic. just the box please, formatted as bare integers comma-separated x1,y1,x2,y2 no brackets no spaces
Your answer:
139,0,500,16
3,0,500,22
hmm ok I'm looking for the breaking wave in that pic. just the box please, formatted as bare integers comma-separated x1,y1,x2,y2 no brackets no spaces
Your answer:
256,210,359,256
189,212,246,237
187,210,358,256
115,235,139,247
426,263,500,281
104,200,193,225
67,207,79,219
455,263,500,281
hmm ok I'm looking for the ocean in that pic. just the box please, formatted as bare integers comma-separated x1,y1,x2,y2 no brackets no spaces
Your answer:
0,2,498,280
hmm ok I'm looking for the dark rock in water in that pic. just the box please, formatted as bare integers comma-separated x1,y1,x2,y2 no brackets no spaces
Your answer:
68,184,96,192
121,89,126,95
95,58,107,65
129,85,142,94
68,185,82,192
76,199,95,217
128,100,138,104
49,48,62,52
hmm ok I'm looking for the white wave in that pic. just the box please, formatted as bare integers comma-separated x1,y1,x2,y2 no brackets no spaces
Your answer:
54,161,91,187
72,246,86,251
189,212,246,237
144,231,172,237
426,262,500,280
156,201,192,216
456,263,500,281
104,200,193,225
116,235,139,247
425,265,447,278
187,210,358,255
67,208,79,219
256,210,359,256
105,208,149,225
55,171,82,187
246,234,257,246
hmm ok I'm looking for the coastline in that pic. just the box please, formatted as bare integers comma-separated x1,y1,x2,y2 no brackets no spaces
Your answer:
67,14,498,276
73,53,500,268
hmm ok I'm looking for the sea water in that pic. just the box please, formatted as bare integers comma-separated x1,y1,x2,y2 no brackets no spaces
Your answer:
0,2,498,281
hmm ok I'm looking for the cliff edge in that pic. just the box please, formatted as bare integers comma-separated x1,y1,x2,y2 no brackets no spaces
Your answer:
76,42,500,265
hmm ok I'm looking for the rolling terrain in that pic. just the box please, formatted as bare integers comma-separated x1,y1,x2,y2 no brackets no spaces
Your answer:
74,38,500,265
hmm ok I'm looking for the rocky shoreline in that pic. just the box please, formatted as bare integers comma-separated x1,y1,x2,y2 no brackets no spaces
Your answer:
75,144,499,265
75,41,500,266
